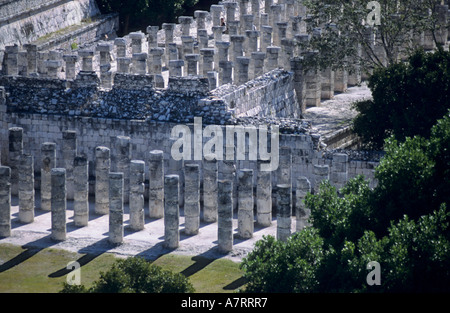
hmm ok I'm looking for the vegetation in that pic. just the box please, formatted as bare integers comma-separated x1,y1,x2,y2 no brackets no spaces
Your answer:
352,49,450,150
61,257,194,293
241,111,450,293
298,0,449,72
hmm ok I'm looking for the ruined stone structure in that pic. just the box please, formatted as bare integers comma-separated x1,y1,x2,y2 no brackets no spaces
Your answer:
0,0,447,248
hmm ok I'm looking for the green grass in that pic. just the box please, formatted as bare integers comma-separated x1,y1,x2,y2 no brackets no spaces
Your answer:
0,244,246,293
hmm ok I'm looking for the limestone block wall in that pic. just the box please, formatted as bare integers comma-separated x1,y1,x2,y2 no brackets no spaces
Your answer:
0,0,101,50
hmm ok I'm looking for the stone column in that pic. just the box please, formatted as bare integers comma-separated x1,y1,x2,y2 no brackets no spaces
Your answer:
245,30,259,56
132,53,148,75
270,4,282,31
334,68,348,93
280,38,294,69
129,32,145,54
219,60,233,85
8,127,23,196
45,59,62,79
250,51,265,80
185,54,200,76
235,56,250,85
230,35,245,64
23,44,38,74
274,22,288,47
19,154,34,224
251,0,261,30
200,48,215,76
224,1,238,23
227,21,240,36
208,71,218,89
277,146,292,187
51,168,66,242
210,4,224,27
195,10,209,36
331,153,348,191
184,164,200,235
276,184,291,242
237,169,254,239
216,41,230,67
0,166,11,238
97,43,113,66
162,23,176,66
179,16,194,36
290,57,306,112
117,57,131,74
198,29,209,50
62,130,77,200
149,48,165,88
295,176,311,231
95,146,110,215
129,160,145,231
261,26,273,53
41,142,56,212
265,46,280,72
313,164,329,194
203,155,218,223
114,38,127,58
256,161,272,227
3,45,19,76
37,51,48,77
321,67,335,100
218,179,233,253
168,43,179,63
74,156,89,227
109,172,124,245
304,52,321,107
164,174,180,249
260,13,269,27
63,54,78,80
243,14,254,32
264,0,273,14
149,150,164,219
147,26,159,49
78,50,94,72
113,136,131,204
18,50,28,76
181,36,195,59
169,59,184,77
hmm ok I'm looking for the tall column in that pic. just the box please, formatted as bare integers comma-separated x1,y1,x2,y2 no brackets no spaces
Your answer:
321,67,335,100
243,14,254,32
290,56,306,112
132,53,148,75
63,54,78,80
203,155,218,223
219,60,233,85
235,56,250,85
0,166,11,238
114,136,131,204
218,179,233,253
73,156,89,227
19,154,34,224
114,38,128,58
216,41,230,66
147,26,159,49
313,164,329,194
256,161,272,227
23,44,38,74
18,50,28,76
264,0,273,14
230,35,245,64
277,146,292,186
179,16,194,36
109,172,124,245
40,142,56,211
162,23,176,66
169,59,184,77
334,68,348,93
296,176,311,231
212,26,224,42
304,51,321,107
149,48,165,88
237,169,254,239
45,59,62,79
95,146,110,215
129,32,145,54
8,127,23,196
181,36,195,59
62,130,77,200
265,46,281,72
276,184,291,242
184,164,200,235
261,26,273,53
129,160,145,231
227,21,240,36
245,30,259,56
3,45,19,76
224,1,238,23
185,54,200,76
117,57,131,74
251,51,265,80
198,29,209,50
331,153,348,191
251,0,261,30
78,50,94,72
200,48,215,76
274,22,288,47
149,150,164,219
97,43,113,66
210,4,224,27
208,71,218,89
51,168,66,242
194,10,209,37
164,175,180,249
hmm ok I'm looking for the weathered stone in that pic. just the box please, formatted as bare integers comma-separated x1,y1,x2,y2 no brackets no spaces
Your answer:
51,168,66,241
95,146,110,215
218,179,233,253
0,167,11,238
19,154,34,224
276,184,291,242
41,142,56,212
74,156,89,227
184,164,200,235
237,169,254,239
164,174,180,249
129,160,145,231
149,150,164,219
109,172,124,244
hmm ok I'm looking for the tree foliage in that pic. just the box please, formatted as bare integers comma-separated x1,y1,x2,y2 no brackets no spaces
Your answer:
299,0,448,72
241,112,450,293
352,49,450,150
60,257,195,293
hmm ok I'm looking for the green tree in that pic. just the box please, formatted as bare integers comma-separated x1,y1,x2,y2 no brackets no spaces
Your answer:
352,49,450,150
60,257,195,293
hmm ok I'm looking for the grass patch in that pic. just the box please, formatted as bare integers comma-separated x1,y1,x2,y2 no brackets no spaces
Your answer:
0,244,246,293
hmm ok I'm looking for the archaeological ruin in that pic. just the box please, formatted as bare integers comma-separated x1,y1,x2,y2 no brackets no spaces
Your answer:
0,0,448,256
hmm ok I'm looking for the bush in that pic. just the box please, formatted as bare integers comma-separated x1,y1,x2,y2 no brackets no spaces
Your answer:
60,257,194,293
352,49,450,150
